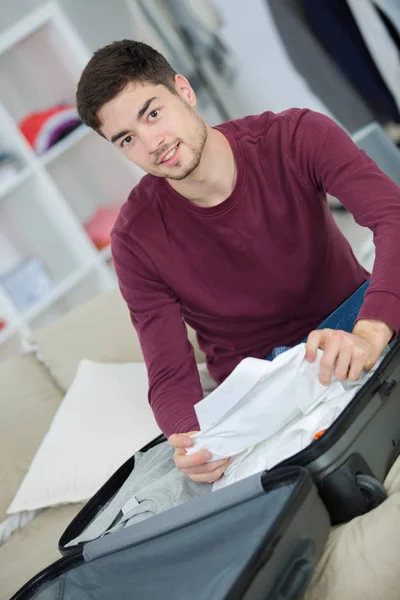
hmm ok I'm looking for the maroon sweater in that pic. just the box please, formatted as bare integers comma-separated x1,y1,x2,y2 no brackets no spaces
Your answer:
111,109,400,437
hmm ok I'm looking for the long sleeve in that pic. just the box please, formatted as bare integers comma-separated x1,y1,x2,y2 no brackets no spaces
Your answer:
111,231,203,437
288,109,400,335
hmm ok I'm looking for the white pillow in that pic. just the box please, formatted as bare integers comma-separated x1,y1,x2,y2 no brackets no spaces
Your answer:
7,360,162,513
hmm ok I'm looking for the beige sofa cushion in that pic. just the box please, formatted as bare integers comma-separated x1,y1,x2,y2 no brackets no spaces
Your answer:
30,288,206,392
0,503,84,600
305,491,400,600
0,354,64,522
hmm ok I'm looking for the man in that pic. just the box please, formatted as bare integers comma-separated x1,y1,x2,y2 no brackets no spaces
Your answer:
77,40,399,483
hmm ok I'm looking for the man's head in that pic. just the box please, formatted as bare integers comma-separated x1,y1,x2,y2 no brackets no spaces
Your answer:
76,40,208,180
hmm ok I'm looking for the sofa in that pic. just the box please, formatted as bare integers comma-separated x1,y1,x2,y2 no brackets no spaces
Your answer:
1,288,400,600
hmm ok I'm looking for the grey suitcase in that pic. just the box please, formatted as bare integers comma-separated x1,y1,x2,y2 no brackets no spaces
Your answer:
11,466,330,600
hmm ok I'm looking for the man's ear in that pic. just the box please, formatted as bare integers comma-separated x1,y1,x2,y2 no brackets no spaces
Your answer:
174,73,197,108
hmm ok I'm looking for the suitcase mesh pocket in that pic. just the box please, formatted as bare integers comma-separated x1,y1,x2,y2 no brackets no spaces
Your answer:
33,483,294,600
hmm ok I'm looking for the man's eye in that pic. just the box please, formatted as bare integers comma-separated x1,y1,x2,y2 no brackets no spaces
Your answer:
148,109,160,121
121,135,133,148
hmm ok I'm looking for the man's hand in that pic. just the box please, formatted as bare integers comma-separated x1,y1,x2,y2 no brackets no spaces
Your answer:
306,319,393,385
168,431,229,483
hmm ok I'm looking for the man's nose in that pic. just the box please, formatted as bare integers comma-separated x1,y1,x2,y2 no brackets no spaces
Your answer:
144,132,165,155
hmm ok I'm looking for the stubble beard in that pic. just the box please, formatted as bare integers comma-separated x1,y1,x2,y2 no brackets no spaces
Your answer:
154,111,208,181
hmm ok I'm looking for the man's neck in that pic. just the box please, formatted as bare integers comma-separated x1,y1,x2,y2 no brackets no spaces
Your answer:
167,127,237,207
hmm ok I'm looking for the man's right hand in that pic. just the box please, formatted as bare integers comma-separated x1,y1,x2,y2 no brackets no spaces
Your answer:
168,432,229,483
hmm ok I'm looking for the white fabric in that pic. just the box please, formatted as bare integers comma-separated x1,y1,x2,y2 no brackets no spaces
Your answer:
7,361,162,513
213,393,354,492
0,510,39,546
347,0,400,112
187,344,385,490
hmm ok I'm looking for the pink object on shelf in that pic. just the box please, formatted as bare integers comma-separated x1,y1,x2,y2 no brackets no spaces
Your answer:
84,205,122,250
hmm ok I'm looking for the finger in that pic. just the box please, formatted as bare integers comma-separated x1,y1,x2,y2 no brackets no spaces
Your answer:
168,433,195,449
334,344,353,381
174,449,211,469
319,336,341,385
181,458,229,476
306,330,323,363
348,355,365,381
188,465,226,483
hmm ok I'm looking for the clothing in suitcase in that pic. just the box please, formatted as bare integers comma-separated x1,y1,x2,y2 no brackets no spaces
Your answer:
11,462,330,600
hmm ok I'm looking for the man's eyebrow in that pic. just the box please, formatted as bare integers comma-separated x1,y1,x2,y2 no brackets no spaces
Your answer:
137,96,158,121
111,130,129,145
110,97,159,145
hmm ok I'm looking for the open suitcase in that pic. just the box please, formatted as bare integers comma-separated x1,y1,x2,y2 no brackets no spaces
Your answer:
10,339,400,600
11,464,330,600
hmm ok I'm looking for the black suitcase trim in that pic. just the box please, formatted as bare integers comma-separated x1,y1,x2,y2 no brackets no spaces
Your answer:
9,554,84,600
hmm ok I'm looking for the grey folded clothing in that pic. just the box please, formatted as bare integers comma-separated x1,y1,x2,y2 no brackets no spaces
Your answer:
67,441,211,547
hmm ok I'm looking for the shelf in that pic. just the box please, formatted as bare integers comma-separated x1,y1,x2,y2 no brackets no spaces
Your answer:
0,322,18,345
0,3,85,123
29,267,115,331
45,133,138,223
39,124,91,167
0,3,54,58
0,328,24,361
0,165,32,200
23,262,93,324
99,245,112,262
0,178,86,284
0,3,125,362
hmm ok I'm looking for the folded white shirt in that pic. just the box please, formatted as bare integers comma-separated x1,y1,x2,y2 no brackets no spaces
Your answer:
186,343,385,490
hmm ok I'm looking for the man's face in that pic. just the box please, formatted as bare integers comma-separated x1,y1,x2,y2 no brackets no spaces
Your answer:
98,78,207,180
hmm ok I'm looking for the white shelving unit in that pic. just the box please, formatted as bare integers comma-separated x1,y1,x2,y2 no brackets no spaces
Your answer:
0,2,142,361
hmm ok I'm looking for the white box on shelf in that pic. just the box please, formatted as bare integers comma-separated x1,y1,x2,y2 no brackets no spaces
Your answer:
0,256,53,312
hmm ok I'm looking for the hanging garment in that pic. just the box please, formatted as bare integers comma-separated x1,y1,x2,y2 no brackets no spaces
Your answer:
268,0,373,133
302,0,400,122
211,0,334,117
373,0,400,38
346,0,400,113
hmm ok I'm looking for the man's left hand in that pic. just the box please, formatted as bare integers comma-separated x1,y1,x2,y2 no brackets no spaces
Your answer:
306,319,393,385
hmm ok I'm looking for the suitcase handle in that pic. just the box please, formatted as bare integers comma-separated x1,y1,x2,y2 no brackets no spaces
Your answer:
269,539,315,600
355,473,388,505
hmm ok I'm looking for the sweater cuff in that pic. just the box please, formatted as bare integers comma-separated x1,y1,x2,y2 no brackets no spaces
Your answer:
356,290,400,339
160,412,200,438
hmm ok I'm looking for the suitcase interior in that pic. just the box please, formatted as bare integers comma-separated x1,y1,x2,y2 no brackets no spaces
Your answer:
58,433,167,556
12,467,330,600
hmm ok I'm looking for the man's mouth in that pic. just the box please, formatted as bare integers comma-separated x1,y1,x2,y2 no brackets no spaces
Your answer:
159,143,180,164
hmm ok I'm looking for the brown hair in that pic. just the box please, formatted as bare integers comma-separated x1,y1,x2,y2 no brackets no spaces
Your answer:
76,40,177,134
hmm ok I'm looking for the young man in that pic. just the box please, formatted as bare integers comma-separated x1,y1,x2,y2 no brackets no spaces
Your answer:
77,40,399,483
